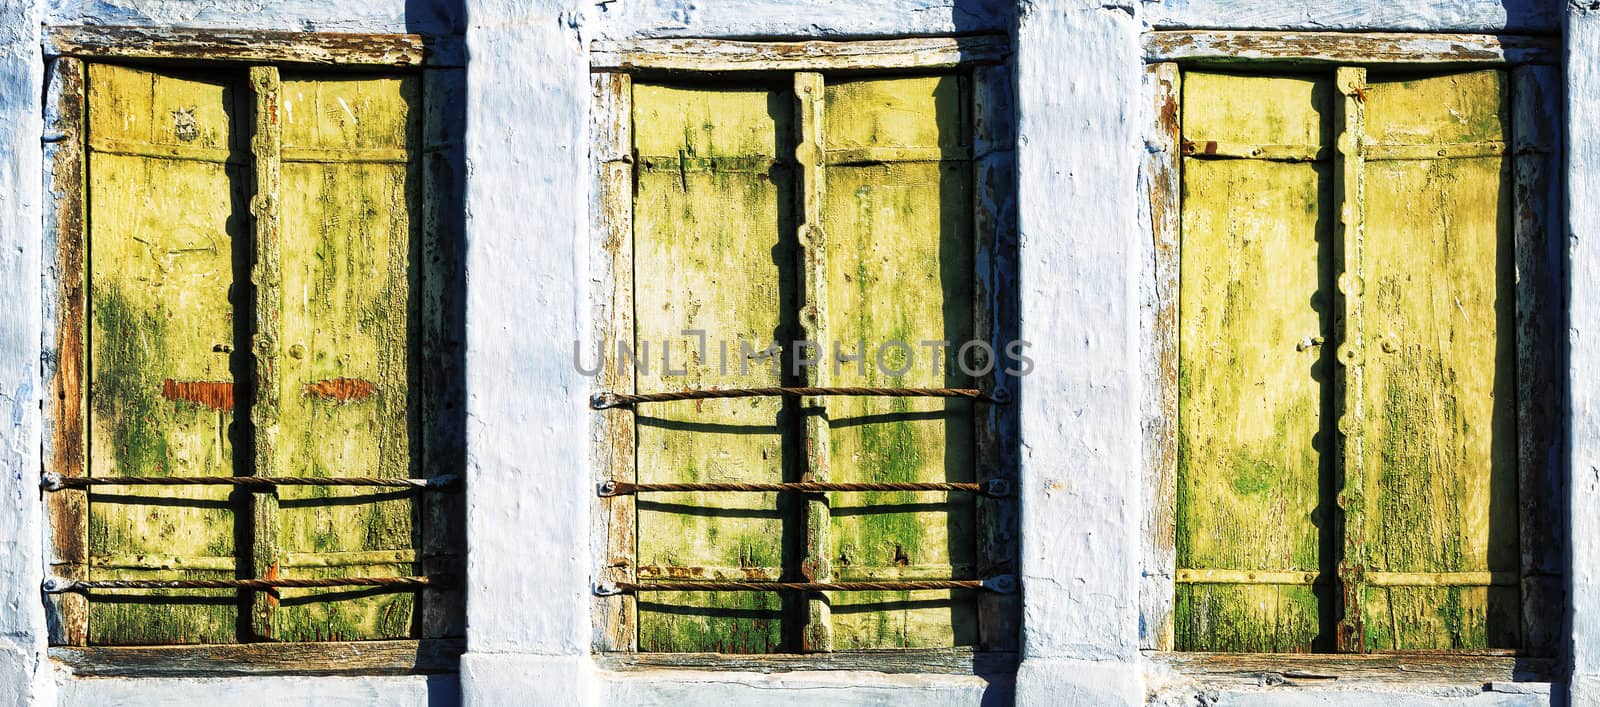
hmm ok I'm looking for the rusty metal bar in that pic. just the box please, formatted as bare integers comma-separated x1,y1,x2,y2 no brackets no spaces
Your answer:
599,479,1010,497
596,575,1017,595
43,574,453,593
41,472,460,491
590,386,1010,410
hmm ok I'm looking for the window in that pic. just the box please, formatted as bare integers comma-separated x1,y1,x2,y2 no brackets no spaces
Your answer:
589,37,1018,658
41,41,465,664
1168,64,1560,653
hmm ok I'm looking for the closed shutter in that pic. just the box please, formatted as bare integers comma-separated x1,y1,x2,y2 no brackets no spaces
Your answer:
1175,67,1530,652
77,62,442,644
627,72,983,652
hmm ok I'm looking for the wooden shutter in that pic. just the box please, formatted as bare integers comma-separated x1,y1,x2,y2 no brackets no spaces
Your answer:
632,82,796,653
75,63,438,645
627,73,980,652
822,75,977,649
1175,67,1532,652
85,63,245,644
270,73,422,640
1351,69,1518,650
1176,71,1333,652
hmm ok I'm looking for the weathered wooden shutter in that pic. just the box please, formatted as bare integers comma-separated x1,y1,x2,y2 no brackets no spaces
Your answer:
1349,69,1518,650
1176,67,1535,652
628,73,980,652
822,76,976,649
86,63,244,645
270,73,421,640
632,82,796,653
78,63,434,644
1176,71,1333,652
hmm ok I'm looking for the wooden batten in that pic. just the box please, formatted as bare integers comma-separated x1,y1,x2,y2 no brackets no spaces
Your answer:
247,65,284,640
795,70,833,654
1144,31,1559,66
44,25,443,66
590,35,1008,73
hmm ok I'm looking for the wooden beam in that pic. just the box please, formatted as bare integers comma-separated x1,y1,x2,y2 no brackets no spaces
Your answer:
51,639,463,678
1334,65,1369,654
597,647,1018,675
44,25,441,67
591,35,1008,73
795,71,833,653
1144,31,1559,66
1139,61,1181,653
590,71,637,652
43,55,88,647
247,65,284,641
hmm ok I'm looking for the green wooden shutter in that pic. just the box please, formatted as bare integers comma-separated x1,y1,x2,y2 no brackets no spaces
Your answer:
1176,71,1333,652
628,73,980,652
79,63,437,644
1175,67,1525,652
632,82,796,653
86,63,245,644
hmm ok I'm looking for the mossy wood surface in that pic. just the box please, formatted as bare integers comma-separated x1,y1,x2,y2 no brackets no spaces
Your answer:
81,63,429,645
1175,68,1524,652
630,74,978,652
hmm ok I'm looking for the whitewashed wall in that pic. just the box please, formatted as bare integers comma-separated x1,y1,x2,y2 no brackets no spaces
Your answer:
0,0,1590,705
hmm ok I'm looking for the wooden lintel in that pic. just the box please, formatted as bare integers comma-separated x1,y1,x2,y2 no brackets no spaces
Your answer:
1145,30,1559,66
591,35,1008,73
51,639,464,678
44,25,453,67
598,647,1018,676
1150,651,1555,687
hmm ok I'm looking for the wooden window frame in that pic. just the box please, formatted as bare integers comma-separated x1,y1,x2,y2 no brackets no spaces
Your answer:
587,35,1020,672
1139,29,1564,683
40,26,467,678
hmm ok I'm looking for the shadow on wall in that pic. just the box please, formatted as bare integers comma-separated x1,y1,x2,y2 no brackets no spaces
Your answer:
406,1,466,706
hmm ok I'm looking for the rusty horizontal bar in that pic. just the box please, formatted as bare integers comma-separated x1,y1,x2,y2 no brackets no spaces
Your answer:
599,479,1010,497
595,575,1017,595
1181,139,1328,162
43,574,453,593
42,472,460,491
591,386,1009,409
1176,568,1520,587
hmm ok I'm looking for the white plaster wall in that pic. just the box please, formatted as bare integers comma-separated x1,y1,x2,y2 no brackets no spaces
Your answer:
0,0,1589,705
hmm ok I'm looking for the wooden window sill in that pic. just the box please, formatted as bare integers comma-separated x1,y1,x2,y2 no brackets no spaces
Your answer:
50,638,463,678
596,647,1018,676
1148,651,1558,690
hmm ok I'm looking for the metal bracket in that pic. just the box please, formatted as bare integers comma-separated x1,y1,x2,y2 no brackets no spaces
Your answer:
982,574,1019,594
42,576,78,594
988,387,1012,405
590,392,625,410
593,581,624,596
40,472,64,492
983,479,1013,498
597,480,623,497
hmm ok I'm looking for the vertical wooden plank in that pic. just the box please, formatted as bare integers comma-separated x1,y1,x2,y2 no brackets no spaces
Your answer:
1511,64,1562,656
823,75,977,649
1357,69,1518,651
1334,65,1368,654
419,66,468,639
631,82,794,653
973,63,1019,651
44,56,88,646
794,70,833,653
1139,61,1180,653
248,65,283,641
1175,71,1332,652
590,70,636,651
85,62,241,644
273,73,420,640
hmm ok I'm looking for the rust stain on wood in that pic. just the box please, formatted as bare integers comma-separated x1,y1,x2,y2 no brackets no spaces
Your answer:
302,377,377,403
161,379,235,411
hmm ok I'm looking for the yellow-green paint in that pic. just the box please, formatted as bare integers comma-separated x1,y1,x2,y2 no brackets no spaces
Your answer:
1177,72,1332,652
1176,68,1521,652
82,64,426,644
630,75,978,652
86,63,243,645
823,76,976,649
633,83,795,653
